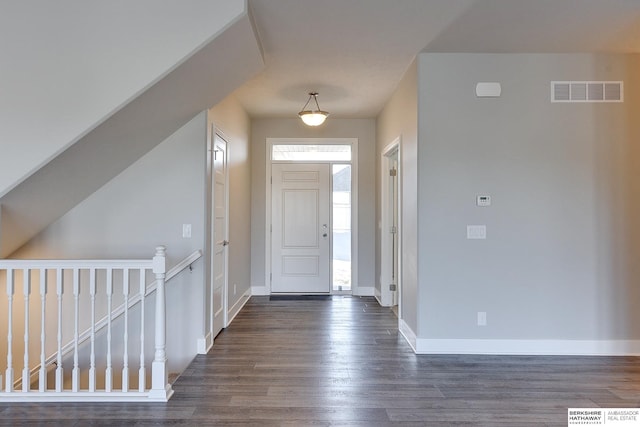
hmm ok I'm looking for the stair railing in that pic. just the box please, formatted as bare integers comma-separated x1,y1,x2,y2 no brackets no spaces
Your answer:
11,249,202,393
0,245,190,402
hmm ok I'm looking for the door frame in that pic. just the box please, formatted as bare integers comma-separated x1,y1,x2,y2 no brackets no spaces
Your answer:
379,137,402,313
200,123,230,354
265,138,359,295
212,131,230,333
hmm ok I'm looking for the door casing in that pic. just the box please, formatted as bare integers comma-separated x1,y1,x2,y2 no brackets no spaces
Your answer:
265,138,359,295
200,124,229,354
379,138,402,314
211,132,229,337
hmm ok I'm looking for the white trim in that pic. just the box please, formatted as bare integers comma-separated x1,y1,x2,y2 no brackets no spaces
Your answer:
206,130,230,340
374,286,382,306
414,339,640,356
196,333,213,354
399,319,417,353
227,288,251,325
204,116,214,356
379,138,402,308
0,391,172,403
353,286,374,297
218,131,231,333
251,285,269,296
265,138,359,295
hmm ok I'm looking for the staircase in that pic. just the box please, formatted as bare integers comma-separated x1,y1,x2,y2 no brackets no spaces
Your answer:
0,246,200,402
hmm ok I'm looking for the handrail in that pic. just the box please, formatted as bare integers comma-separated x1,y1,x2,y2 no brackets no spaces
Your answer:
12,249,203,390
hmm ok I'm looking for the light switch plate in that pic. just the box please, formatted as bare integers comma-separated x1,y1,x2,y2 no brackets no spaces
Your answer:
467,225,486,239
182,224,192,238
477,312,487,326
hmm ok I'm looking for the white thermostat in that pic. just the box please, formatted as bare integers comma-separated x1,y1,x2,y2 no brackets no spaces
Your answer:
476,195,491,207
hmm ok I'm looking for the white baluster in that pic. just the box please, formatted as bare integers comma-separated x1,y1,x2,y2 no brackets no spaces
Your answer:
55,269,63,392
5,269,14,392
138,268,146,392
150,246,170,400
89,268,96,392
22,269,31,392
39,268,47,392
105,268,113,392
122,269,129,392
72,268,80,392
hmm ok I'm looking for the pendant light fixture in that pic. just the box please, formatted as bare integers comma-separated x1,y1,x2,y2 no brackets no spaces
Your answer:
298,92,329,126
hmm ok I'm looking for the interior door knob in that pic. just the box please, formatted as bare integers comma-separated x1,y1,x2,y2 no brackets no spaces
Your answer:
223,240,230,246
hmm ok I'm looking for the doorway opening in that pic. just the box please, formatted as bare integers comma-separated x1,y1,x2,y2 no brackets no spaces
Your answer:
380,138,401,315
200,126,229,354
266,138,358,295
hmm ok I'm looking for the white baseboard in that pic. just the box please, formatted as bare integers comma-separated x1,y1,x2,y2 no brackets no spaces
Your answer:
374,287,382,306
353,286,374,297
414,339,640,356
227,288,251,326
196,332,213,354
399,319,417,353
251,285,268,296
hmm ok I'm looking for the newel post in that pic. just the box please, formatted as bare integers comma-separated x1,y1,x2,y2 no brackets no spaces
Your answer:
149,246,173,400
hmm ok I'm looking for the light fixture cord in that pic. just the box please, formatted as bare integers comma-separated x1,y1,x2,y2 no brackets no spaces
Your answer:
300,92,320,112
313,94,321,112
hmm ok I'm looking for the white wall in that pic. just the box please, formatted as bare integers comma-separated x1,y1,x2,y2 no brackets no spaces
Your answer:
0,0,245,196
416,53,640,354
250,118,376,295
9,112,208,372
208,94,253,320
376,60,419,334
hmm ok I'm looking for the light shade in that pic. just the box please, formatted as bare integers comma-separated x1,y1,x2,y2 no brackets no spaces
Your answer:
298,92,329,126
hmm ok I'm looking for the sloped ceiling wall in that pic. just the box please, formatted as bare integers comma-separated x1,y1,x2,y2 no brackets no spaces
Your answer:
0,3,264,257
0,0,248,196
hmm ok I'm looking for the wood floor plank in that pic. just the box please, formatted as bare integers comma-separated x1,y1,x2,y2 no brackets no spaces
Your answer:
1,295,640,426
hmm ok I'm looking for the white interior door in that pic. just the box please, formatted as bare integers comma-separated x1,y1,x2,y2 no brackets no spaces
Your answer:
390,153,399,306
212,134,228,337
271,163,330,293
380,142,400,307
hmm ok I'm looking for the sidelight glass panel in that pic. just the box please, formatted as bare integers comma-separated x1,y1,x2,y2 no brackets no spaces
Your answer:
332,164,351,291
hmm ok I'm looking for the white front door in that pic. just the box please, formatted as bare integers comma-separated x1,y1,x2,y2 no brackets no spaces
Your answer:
212,134,228,337
271,163,331,293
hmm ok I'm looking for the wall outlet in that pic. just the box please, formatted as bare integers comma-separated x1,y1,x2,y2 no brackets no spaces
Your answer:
182,224,192,238
477,311,487,326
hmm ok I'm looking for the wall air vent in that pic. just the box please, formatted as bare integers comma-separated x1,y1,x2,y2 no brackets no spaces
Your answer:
551,81,623,103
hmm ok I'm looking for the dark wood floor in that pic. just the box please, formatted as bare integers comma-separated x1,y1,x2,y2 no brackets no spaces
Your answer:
1,296,640,426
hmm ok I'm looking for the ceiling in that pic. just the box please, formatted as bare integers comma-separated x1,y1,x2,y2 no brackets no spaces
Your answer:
235,0,640,120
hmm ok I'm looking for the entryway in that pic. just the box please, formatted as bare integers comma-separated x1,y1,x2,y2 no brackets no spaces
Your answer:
266,139,357,295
